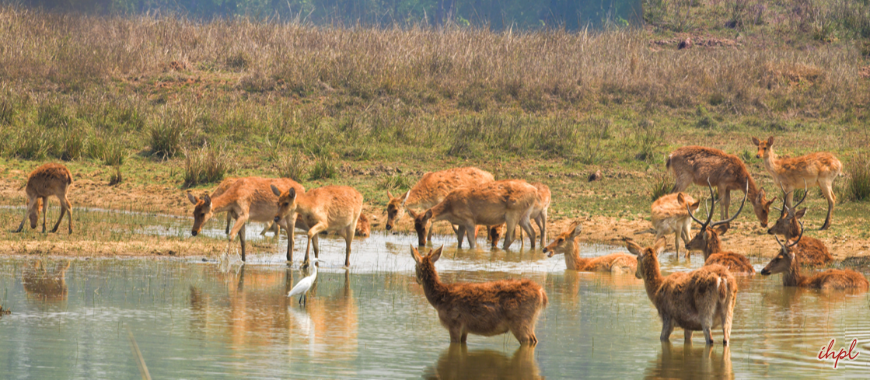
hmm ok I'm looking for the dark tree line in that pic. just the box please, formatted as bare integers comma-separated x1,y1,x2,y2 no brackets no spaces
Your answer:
14,0,641,29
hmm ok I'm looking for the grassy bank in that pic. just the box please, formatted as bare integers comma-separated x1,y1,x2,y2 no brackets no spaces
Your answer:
0,4,869,258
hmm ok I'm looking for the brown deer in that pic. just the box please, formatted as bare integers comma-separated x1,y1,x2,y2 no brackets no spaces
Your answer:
14,163,73,234
668,146,776,229
543,221,637,273
213,178,284,237
410,246,548,345
385,167,494,240
22,260,71,304
272,185,363,267
767,183,833,267
409,179,538,249
637,192,701,258
187,177,306,261
625,237,738,346
762,225,868,290
752,136,842,230
685,180,756,275
425,345,542,380
488,182,551,248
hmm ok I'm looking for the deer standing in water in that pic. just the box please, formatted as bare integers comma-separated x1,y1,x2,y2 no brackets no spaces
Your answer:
212,177,284,237
685,180,756,275
761,224,868,290
15,163,73,234
668,146,776,230
488,182,551,248
410,246,548,345
766,183,833,267
543,221,636,273
272,185,363,267
409,179,537,249
625,237,738,345
752,136,842,230
385,167,494,240
187,177,306,262
637,192,701,258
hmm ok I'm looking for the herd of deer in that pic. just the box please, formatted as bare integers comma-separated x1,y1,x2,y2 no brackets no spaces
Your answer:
13,136,868,347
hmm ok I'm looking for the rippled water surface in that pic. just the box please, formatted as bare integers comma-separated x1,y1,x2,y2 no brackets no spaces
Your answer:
2,211,870,378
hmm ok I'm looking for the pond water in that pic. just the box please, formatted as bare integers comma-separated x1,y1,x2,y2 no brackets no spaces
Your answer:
1,210,870,378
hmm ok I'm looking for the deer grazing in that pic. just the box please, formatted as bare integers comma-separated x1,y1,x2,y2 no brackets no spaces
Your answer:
668,146,776,229
272,185,363,267
767,183,833,267
637,192,701,258
15,163,74,234
761,224,868,290
385,167,494,240
625,237,738,345
213,178,284,237
752,136,843,230
409,179,538,249
410,246,548,345
543,221,637,273
187,177,306,261
686,180,756,275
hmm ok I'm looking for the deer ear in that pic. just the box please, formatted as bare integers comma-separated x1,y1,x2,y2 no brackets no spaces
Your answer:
713,224,728,235
624,238,643,256
766,196,777,207
689,200,701,211
786,249,795,260
408,209,418,219
751,137,760,146
409,245,421,264
386,190,394,201
677,193,685,204
653,237,666,255
202,194,211,207
571,222,583,237
424,210,433,221
767,136,775,146
288,187,297,200
271,184,282,197
186,192,199,205
429,246,443,263
795,208,807,218
402,191,411,206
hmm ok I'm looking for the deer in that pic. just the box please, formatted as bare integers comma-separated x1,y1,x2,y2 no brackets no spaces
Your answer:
385,167,494,240
14,163,74,234
272,185,363,267
354,213,371,237
408,179,538,250
410,246,548,345
685,180,756,275
212,178,284,238
543,221,637,273
761,224,869,290
752,136,843,230
187,177,306,262
487,182,551,248
766,183,833,267
636,192,701,258
625,237,738,346
667,146,776,230
22,260,71,304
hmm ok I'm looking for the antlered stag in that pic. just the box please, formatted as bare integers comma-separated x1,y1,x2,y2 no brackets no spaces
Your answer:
761,224,868,290
638,192,700,258
668,146,776,229
187,177,305,261
766,184,832,267
543,221,636,273
625,237,738,345
272,185,363,267
15,163,74,234
409,179,537,249
686,181,756,275
410,246,548,345
385,167,494,240
752,136,842,230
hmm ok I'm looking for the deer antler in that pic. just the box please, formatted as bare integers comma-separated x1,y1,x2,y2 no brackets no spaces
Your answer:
687,177,718,228
710,180,749,228
774,220,804,251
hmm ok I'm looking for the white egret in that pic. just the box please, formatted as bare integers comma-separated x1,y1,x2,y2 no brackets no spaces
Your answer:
288,258,322,306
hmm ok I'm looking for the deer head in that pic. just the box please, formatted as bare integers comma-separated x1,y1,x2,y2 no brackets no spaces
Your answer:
408,209,432,247
761,221,804,276
751,136,775,159
385,190,411,231
767,180,808,236
187,192,213,236
543,221,582,258
410,245,443,285
625,237,666,280
271,185,298,223
686,178,748,251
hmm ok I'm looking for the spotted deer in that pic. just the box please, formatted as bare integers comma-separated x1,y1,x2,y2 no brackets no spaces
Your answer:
668,146,776,230
187,177,306,261
272,185,363,267
15,163,73,234
543,221,636,273
410,246,548,345
637,192,701,258
625,237,738,345
686,180,756,275
766,183,833,267
761,224,868,290
752,136,842,230
409,179,537,249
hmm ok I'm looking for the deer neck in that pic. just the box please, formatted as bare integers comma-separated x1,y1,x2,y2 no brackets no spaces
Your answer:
641,254,664,303
783,251,806,287
564,239,589,271
742,174,765,210
209,192,237,214
703,233,723,260
291,193,317,220
420,260,450,307
787,219,801,240
762,148,781,174
428,201,451,223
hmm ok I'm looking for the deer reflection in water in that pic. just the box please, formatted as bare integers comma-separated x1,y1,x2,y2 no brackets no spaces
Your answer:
423,344,542,380
22,260,71,307
646,341,732,379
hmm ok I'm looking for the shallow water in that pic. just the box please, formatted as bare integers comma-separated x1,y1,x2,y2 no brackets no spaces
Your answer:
2,209,870,378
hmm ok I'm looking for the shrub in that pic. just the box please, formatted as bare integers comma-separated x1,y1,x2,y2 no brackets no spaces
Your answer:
109,165,122,186
649,172,674,201
845,155,870,201
150,111,189,159
309,156,338,180
102,136,126,166
277,153,308,182
183,146,230,188
379,173,412,190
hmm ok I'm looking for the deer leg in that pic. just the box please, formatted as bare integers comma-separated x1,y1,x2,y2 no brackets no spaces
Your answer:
684,329,693,342
502,218,518,250
42,197,48,233
537,210,548,248
238,223,247,262
464,223,476,249
225,213,233,235
722,294,734,346
50,197,68,233
228,213,250,260
682,227,691,259
454,225,466,248
15,197,38,233
285,219,295,262
305,222,328,266
660,317,674,341
519,215,535,249
448,327,463,343
64,197,73,234
674,231,681,258
343,224,354,267
820,181,835,230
